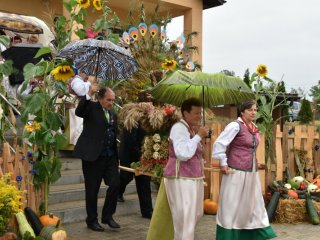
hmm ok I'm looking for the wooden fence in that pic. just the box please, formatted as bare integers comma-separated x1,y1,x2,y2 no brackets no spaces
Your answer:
205,123,320,201
0,142,42,211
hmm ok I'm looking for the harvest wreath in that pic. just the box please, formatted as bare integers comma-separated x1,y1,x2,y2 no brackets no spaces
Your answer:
118,102,180,179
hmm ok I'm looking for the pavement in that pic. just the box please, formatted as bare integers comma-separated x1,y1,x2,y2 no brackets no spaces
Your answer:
64,212,320,240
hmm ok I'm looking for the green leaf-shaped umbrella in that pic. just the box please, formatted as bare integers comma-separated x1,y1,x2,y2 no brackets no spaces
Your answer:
151,70,254,124
151,70,254,107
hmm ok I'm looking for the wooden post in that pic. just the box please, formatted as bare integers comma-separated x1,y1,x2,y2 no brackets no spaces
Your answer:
2,143,14,177
257,134,266,193
210,123,224,201
275,125,283,180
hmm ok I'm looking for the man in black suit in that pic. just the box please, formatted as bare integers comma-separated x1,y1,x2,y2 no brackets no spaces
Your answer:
118,125,153,219
73,87,120,231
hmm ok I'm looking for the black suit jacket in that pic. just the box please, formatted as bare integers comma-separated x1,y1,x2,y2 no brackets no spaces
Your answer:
119,126,146,165
73,97,118,162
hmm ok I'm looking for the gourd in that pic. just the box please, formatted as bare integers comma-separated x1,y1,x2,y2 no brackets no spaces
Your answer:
24,207,44,235
266,191,280,222
40,220,67,240
312,176,320,188
305,193,320,225
287,189,298,199
15,212,36,238
203,195,218,215
39,213,61,227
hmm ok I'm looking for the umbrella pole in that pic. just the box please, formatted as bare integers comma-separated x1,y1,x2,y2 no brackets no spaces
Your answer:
93,48,101,82
202,86,205,125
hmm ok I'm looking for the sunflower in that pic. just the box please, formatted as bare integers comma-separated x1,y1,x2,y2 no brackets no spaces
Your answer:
77,0,90,9
51,65,75,82
93,0,102,10
161,59,177,71
256,64,268,77
25,121,41,132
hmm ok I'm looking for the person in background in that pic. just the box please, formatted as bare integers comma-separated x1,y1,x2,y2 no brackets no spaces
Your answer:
118,124,153,219
11,35,22,45
67,68,99,145
212,99,276,240
27,35,39,44
118,91,154,219
73,87,120,231
147,98,209,240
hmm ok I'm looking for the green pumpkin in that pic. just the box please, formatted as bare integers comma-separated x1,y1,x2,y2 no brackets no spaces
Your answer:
39,221,67,240
288,178,301,189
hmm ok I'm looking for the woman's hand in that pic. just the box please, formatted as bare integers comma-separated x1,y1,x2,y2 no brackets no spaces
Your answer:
197,126,210,138
220,165,234,175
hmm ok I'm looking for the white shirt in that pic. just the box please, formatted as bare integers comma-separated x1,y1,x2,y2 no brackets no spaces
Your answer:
212,118,242,166
170,119,202,161
70,75,91,97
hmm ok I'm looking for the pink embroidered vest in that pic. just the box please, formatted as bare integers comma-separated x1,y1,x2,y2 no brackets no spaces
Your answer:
227,121,260,171
163,121,204,178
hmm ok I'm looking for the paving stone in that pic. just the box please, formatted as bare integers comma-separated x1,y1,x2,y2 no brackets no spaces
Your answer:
64,213,320,239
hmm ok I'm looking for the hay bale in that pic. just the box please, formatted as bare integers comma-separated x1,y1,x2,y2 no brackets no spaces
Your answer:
274,199,320,223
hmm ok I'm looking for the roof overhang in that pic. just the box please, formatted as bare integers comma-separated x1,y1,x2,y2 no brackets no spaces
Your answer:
203,0,226,10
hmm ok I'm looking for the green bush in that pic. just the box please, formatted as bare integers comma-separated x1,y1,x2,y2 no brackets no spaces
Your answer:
298,98,313,124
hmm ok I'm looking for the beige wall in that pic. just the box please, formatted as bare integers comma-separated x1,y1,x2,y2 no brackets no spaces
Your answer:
1,0,204,63
0,0,63,24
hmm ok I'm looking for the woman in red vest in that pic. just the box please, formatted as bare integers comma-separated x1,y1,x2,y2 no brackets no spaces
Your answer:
213,100,276,240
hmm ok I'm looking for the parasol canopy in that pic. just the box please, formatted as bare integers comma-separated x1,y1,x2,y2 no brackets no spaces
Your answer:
56,38,138,80
0,12,43,34
151,70,254,107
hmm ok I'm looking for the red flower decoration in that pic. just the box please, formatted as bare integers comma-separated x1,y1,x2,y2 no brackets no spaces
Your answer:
164,106,176,115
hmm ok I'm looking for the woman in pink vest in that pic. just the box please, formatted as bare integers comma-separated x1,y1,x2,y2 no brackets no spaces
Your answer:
213,100,276,240
147,98,209,240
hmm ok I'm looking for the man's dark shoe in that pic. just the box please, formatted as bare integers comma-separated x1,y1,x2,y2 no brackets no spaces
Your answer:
142,212,153,219
117,195,125,202
87,222,105,232
102,217,121,228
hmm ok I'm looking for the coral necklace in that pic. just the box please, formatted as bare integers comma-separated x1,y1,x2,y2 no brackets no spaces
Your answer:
241,116,259,134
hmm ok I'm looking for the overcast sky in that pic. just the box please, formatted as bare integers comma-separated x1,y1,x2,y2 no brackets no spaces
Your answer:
166,0,320,97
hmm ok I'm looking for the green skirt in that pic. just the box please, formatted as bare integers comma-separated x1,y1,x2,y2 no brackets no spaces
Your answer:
146,179,174,240
216,224,277,240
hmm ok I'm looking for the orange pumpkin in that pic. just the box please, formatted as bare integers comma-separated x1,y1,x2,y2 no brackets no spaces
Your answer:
287,189,298,199
313,177,320,188
203,197,218,215
39,213,61,227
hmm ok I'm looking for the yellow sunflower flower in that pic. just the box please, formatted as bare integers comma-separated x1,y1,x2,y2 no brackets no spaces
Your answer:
77,0,90,9
51,65,75,82
93,0,102,10
161,59,177,71
25,121,41,132
256,64,268,77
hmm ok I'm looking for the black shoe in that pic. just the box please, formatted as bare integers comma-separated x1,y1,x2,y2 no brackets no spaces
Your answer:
142,212,153,219
117,195,125,202
87,222,105,232
102,217,121,228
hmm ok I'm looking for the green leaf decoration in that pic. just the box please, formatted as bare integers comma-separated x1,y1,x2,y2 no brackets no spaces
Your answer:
55,133,67,149
49,157,62,184
34,47,52,58
0,60,14,76
0,35,10,49
46,112,63,131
